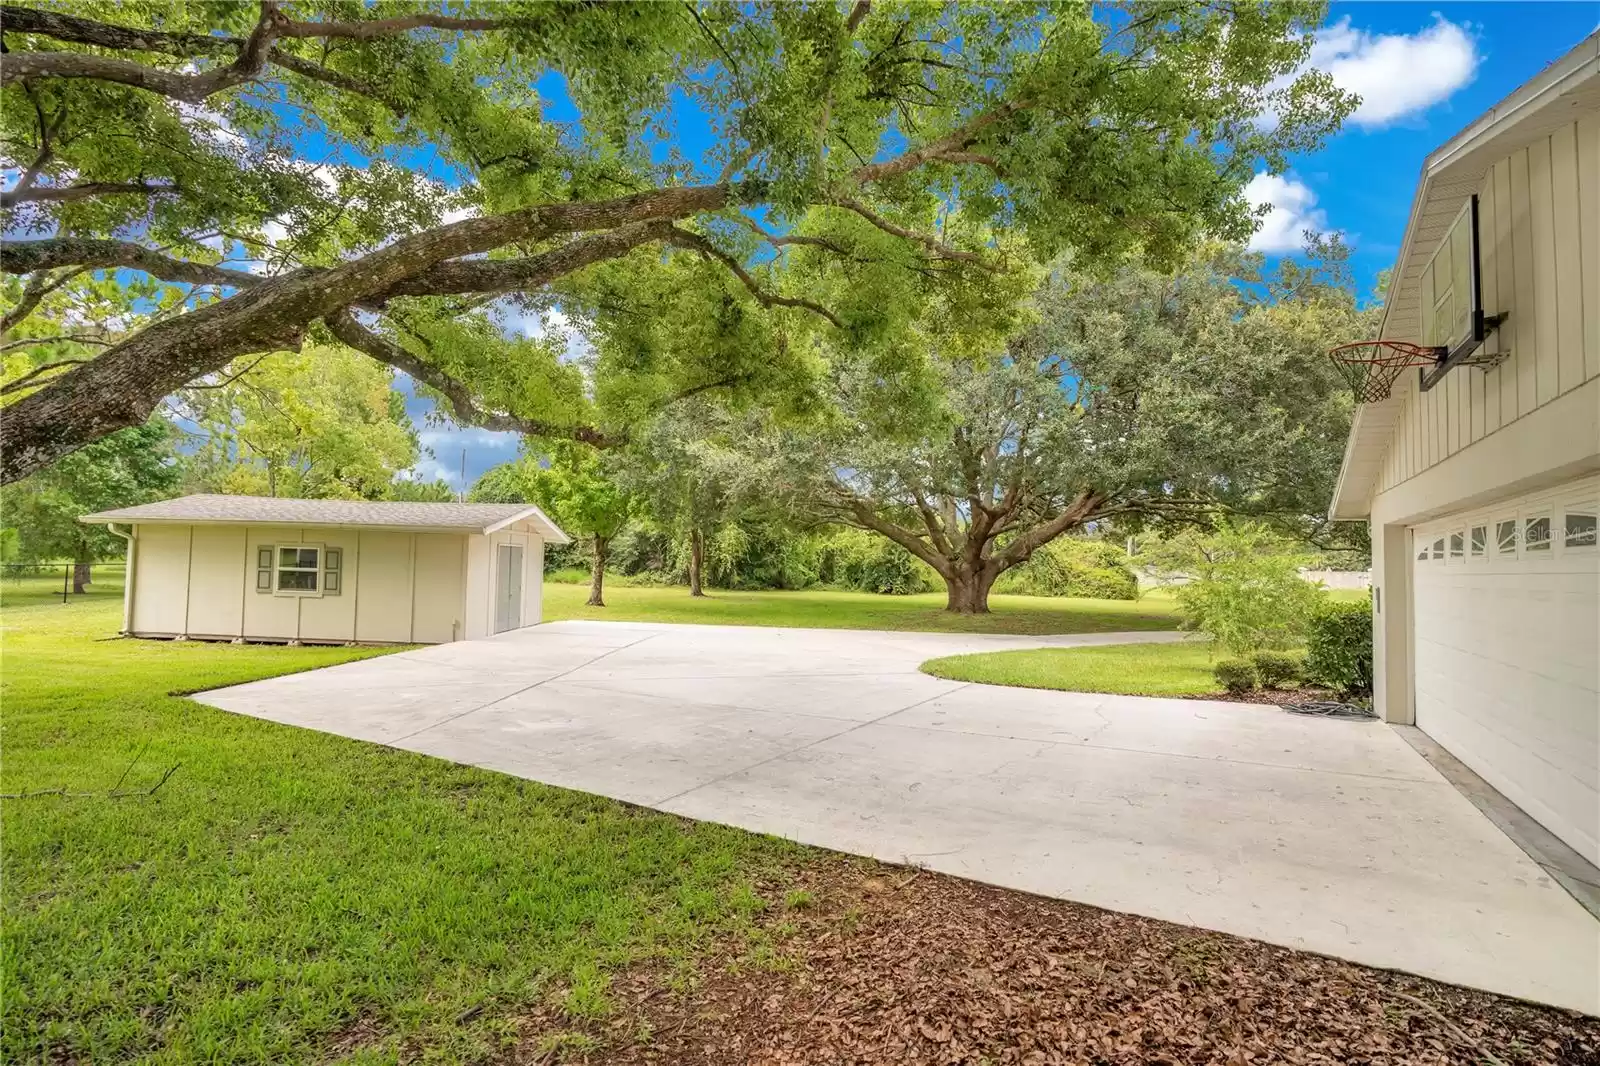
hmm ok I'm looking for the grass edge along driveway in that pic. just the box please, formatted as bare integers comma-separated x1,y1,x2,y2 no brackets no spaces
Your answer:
1,590,811,1064
921,639,1225,697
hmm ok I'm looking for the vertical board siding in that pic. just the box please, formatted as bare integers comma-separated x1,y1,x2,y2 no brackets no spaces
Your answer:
1550,124,1585,395
1578,114,1599,381
1511,147,1539,419
1375,122,1599,497
1527,136,1559,407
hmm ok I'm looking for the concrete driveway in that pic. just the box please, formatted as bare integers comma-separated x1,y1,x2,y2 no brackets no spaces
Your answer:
196,619,1599,1013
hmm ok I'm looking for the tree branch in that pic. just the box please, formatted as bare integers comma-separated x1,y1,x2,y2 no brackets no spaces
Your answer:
1,238,263,289
375,220,676,301
849,97,1028,184
845,1,873,33
829,199,989,266
0,268,83,336
0,333,111,354
0,357,92,395
833,495,949,575
1,181,178,210
324,309,615,448
664,227,845,328
2,2,286,102
993,491,1108,570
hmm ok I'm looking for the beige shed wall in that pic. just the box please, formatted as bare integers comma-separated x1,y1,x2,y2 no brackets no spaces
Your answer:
298,529,361,642
130,524,191,635
185,525,247,637
1375,115,1600,495
123,523,477,644
352,531,416,643
411,533,465,644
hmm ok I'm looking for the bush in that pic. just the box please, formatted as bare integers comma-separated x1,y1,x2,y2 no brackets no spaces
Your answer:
1250,650,1303,689
1304,598,1373,696
818,529,939,595
1146,523,1323,656
994,538,1138,600
1213,658,1258,693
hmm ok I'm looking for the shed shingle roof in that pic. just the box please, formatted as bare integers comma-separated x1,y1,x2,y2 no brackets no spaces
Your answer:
80,494,568,541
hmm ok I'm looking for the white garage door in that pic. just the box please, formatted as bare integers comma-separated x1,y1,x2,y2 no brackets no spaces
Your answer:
1411,476,1599,868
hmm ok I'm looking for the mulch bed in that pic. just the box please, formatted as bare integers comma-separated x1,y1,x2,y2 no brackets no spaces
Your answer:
516,860,1599,1066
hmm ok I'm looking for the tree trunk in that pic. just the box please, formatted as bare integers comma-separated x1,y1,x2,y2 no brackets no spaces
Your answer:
942,564,998,614
688,527,705,597
72,542,92,594
587,535,608,607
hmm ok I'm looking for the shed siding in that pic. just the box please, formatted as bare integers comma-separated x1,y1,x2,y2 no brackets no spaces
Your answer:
1376,116,1600,495
185,525,247,637
411,533,465,644
297,528,361,643
353,531,415,643
243,525,304,639
131,524,191,634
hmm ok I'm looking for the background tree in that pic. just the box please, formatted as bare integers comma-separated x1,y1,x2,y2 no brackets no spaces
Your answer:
386,478,457,502
471,447,631,607
617,401,784,597
0,420,180,592
0,0,1351,482
176,346,419,498
785,246,1367,613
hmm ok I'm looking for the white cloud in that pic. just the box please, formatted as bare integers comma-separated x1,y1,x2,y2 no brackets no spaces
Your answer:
1290,16,1479,128
489,300,593,362
411,426,521,489
1244,172,1327,253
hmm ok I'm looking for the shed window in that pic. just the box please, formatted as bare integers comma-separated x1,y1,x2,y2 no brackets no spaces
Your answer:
1469,525,1486,557
276,545,321,592
1495,519,1517,555
1565,507,1598,551
1524,513,1552,553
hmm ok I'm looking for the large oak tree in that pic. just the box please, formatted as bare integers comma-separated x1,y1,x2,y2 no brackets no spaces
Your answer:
1,0,1349,484
788,247,1371,612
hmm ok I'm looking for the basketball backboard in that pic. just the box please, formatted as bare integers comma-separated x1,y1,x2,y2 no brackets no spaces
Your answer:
1417,194,1506,390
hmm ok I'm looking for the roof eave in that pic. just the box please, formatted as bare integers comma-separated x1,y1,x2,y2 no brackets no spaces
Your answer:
480,504,570,543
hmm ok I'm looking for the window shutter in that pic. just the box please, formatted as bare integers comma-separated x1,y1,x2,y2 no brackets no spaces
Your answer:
324,547,342,595
256,546,274,592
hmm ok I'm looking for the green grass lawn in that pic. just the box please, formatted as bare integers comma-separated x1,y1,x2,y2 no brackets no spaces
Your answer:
921,639,1227,696
543,582,1181,635
1,590,808,1064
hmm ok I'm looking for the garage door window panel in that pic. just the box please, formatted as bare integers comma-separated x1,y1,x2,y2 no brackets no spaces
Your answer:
1449,532,1464,561
1469,525,1486,558
1523,513,1552,553
1564,506,1597,551
1496,519,1518,555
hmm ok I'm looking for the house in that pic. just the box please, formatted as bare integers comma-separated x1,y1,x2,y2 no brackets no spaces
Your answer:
80,494,568,645
1329,34,1599,869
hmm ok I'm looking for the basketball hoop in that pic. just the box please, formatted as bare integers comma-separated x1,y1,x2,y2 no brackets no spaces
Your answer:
1327,340,1444,404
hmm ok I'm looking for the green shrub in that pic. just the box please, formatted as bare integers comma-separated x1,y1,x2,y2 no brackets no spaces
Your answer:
994,538,1138,600
1250,650,1303,689
1146,523,1323,656
818,529,938,595
1213,658,1258,693
1304,599,1373,696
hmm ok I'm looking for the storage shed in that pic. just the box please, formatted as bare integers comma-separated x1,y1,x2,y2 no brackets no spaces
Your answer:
80,494,568,645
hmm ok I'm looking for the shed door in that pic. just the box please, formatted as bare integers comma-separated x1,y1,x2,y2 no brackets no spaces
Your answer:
494,543,523,634
1409,476,1599,867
